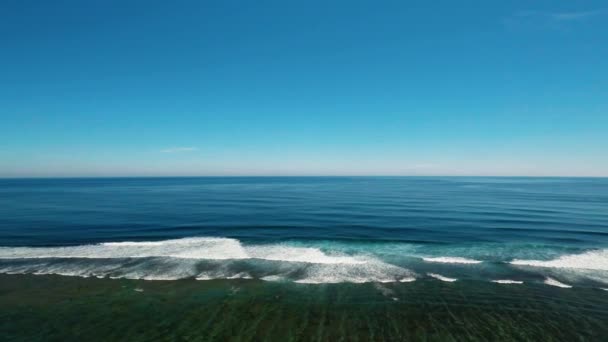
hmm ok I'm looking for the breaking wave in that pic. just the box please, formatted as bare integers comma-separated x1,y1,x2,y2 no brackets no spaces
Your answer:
2,238,608,287
427,273,457,282
544,277,572,288
423,257,482,264
0,237,414,283
510,249,608,271
491,279,523,284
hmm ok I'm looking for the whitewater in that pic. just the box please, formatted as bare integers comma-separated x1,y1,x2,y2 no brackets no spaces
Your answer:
1,237,607,287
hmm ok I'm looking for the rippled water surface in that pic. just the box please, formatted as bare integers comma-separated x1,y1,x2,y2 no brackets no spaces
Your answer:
1,177,607,340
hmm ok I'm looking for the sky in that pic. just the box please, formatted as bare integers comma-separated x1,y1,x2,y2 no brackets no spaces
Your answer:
1,0,607,177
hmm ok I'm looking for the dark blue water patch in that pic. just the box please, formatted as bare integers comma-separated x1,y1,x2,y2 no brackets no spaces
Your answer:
1,176,607,247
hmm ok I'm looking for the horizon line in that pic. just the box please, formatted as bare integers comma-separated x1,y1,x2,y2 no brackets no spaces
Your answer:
1,175,607,180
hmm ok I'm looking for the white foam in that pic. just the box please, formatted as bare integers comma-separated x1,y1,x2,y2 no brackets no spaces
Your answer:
1,237,423,283
544,277,572,288
226,272,253,279
0,237,248,260
423,257,482,264
427,273,457,282
510,249,608,271
491,279,523,284
246,245,364,264
196,271,252,281
116,258,199,280
399,277,416,283
137,275,177,281
294,258,415,284
601,288,608,291
0,237,364,265
261,275,285,282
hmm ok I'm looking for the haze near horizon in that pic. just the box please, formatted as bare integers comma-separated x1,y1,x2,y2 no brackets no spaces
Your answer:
1,1,607,177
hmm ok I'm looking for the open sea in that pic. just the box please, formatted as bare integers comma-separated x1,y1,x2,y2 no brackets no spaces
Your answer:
1,176,608,340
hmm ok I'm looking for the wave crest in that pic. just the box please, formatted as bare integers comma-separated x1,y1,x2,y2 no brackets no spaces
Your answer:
510,249,608,271
423,257,482,264
0,237,364,265
0,237,413,284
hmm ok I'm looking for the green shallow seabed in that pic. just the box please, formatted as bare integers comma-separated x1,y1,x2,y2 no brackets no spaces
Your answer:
1,274,607,341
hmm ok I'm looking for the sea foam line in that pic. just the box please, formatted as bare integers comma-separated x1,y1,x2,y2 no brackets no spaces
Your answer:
0,237,365,265
491,279,523,284
399,277,416,283
427,273,457,282
510,249,608,271
544,277,572,288
0,237,421,284
423,257,482,264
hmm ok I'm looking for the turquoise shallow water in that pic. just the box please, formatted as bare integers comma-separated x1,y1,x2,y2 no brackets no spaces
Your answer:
1,177,608,339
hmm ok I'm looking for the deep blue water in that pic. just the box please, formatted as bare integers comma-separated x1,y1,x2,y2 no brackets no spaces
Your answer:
1,177,607,286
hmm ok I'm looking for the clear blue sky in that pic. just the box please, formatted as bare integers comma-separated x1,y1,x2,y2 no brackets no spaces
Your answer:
1,0,607,177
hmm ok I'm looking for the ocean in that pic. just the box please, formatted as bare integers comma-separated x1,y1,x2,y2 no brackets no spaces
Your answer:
1,176,607,340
